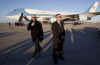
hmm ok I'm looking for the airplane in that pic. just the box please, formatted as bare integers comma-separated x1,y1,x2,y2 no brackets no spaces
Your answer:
6,1,100,25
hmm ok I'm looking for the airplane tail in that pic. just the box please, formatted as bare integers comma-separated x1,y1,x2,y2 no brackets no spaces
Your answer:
88,1,99,13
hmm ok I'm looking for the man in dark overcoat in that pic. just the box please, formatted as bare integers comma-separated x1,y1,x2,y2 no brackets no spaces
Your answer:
24,14,43,56
51,14,65,64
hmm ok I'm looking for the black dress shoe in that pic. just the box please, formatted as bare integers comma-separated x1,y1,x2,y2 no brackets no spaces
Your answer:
32,52,37,57
58,54,64,61
52,55,58,64
53,58,58,64
38,47,42,52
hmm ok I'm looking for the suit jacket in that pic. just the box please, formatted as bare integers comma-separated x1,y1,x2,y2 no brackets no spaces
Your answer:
52,21,65,49
27,20,43,41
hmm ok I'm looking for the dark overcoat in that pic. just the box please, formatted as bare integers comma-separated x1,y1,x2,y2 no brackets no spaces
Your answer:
51,21,65,50
27,20,43,41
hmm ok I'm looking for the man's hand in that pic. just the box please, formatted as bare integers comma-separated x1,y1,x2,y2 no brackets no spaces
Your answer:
23,15,26,18
40,36,43,42
61,36,65,41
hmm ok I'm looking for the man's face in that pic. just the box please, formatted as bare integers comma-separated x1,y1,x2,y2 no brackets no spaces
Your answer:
56,14,62,22
31,15,36,21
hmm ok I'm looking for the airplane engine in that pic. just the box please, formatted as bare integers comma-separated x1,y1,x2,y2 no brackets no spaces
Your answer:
49,17,56,23
79,15,92,21
87,17,92,20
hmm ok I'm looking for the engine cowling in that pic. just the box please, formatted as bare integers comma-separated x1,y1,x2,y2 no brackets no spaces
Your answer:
79,14,92,21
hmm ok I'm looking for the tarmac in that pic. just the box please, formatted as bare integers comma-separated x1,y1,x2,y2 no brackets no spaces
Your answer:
0,22,100,65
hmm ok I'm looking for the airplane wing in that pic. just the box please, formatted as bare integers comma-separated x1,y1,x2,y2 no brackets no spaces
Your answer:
89,12,100,15
62,14,79,21
62,11,100,21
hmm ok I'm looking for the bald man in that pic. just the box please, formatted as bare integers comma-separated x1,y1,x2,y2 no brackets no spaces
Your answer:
24,14,43,57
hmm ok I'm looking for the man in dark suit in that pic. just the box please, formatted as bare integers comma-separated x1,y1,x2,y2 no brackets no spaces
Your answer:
51,14,65,64
24,14,43,56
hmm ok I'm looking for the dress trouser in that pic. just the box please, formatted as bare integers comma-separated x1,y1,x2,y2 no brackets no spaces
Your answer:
32,38,41,56
53,41,64,64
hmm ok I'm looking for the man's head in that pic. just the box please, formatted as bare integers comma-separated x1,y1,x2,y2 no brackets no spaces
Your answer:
55,14,62,22
31,14,37,21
